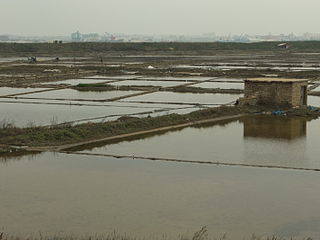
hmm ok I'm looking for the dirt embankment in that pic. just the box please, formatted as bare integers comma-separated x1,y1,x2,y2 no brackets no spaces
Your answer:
0,105,319,155
72,83,244,94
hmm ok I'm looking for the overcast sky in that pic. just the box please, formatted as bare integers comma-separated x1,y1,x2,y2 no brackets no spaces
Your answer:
1,0,320,36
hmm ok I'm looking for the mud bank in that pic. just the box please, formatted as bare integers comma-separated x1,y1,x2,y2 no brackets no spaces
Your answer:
0,105,319,156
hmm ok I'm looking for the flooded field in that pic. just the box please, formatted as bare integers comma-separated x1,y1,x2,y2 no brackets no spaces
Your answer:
2,149,320,239
0,87,51,97
311,85,320,91
139,76,215,81
0,92,205,127
210,78,244,82
192,82,244,90
85,75,141,80
14,89,142,101
2,42,320,239
308,96,320,107
78,116,320,169
44,78,115,86
110,80,185,87
0,101,162,126
123,92,241,105
174,64,320,72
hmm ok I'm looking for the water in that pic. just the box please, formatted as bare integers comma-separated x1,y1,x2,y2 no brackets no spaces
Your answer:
311,85,320,91
43,79,114,86
139,76,215,81
123,92,242,105
110,80,185,87
0,102,161,127
0,57,24,62
0,87,51,97
192,82,244,90
137,106,208,118
211,78,243,82
308,96,320,107
175,64,320,72
80,116,320,169
85,75,141,79
16,89,142,101
0,98,199,109
0,57,53,63
1,152,320,239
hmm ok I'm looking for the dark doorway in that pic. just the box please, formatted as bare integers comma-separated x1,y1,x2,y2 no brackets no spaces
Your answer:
300,86,307,105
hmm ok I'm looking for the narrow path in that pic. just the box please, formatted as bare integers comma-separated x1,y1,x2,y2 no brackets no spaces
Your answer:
26,114,245,152
105,77,218,101
0,87,65,98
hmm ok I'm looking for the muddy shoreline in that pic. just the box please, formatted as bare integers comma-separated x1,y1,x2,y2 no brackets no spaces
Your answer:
0,105,319,156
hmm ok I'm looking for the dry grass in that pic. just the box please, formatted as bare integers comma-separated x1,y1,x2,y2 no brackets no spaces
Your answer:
0,229,313,240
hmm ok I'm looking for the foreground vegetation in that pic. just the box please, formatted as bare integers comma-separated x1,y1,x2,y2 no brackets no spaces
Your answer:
0,228,312,240
0,106,245,148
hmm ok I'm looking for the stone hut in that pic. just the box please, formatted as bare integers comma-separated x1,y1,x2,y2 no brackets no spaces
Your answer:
241,78,308,107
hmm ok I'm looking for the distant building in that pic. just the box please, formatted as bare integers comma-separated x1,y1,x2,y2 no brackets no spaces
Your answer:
240,78,308,107
277,43,289,49
0,35,10,41
71,31,81,42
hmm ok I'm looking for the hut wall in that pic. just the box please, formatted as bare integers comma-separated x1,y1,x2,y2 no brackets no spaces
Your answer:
244,81,293,106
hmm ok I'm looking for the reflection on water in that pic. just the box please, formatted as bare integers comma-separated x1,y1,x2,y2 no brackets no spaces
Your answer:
79,115,320,169
241,116,307,140
2,152,320,239
0,151,41,164
2,115,320,239
241,116,309,167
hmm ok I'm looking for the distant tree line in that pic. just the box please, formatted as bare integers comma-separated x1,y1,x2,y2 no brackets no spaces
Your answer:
1,41,320,56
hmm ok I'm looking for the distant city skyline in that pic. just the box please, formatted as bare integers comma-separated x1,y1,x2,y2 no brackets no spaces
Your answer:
1,0,320,36
2,31,320,43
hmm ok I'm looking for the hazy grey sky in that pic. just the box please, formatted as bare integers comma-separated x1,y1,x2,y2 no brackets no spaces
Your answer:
1,0,320,36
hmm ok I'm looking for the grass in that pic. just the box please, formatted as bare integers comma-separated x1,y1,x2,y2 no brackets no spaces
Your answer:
0,105,319,149
0,229,314,240
0,106,245,147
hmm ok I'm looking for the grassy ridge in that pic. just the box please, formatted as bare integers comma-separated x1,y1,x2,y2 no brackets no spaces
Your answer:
0,106,245,147
1,41,320,56
1,105,318,148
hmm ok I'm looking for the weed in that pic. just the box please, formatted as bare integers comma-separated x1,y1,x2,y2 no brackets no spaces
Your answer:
0,118,15,130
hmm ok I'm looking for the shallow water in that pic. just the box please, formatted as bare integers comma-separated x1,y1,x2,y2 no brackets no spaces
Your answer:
44,78,114,86
308,96,320,107
0,98,198,109
1,152,320,239
175,64,320,72
85,75,141,79
17,89,142,101
110,80,184,87
0,102,160,126
139,76,215,81
311,85,320,91
81,116,320,169
123,92,242,105
0,87,51,97
210,78,243,82
193,82,244,90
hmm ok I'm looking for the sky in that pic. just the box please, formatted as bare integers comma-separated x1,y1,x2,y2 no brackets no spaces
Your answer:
1,0,320,36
